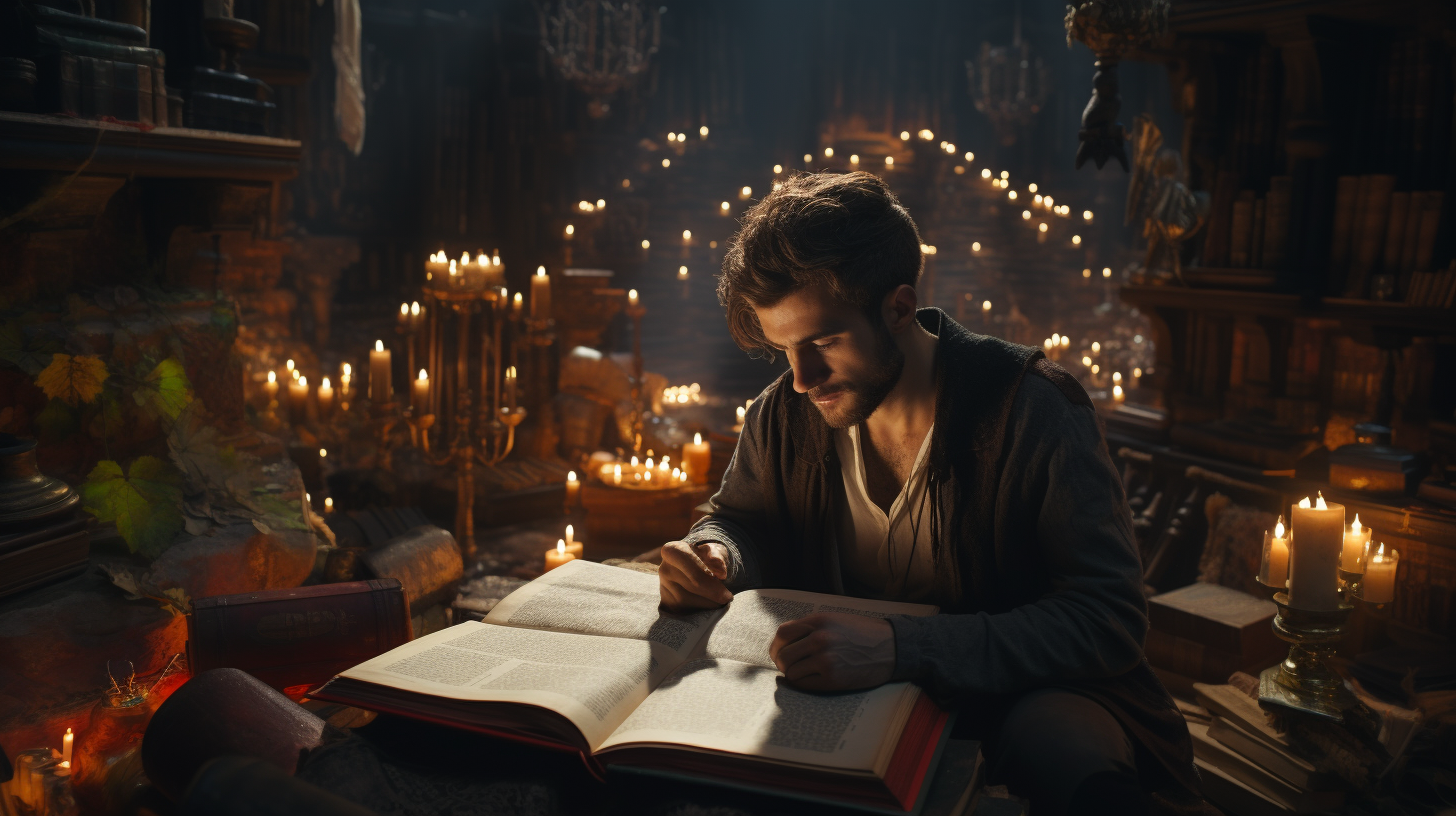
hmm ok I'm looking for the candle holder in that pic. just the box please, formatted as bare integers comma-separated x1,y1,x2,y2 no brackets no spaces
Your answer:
406,411,436,454
1257,592,1356,722
370,400,402,472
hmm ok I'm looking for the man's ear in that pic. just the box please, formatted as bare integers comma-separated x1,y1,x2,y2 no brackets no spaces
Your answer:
882,285,919,334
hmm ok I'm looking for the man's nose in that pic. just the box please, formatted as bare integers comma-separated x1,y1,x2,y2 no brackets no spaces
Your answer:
789,350,829,393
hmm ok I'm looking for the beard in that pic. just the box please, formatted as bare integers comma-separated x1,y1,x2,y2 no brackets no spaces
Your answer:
807,322,905,429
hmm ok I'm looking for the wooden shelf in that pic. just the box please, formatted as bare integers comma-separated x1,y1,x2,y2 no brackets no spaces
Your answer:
0,111,300,182
1120,284,1455,334
1168,0,1418,33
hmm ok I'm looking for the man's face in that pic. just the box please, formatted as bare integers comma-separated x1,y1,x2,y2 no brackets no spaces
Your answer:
753,286,904,429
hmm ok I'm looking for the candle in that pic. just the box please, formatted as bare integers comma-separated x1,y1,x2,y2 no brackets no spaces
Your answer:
565,224,574,240
563,524,583,559
448,259,459,287
1112,385,1124,403
63,728,73,764
1289,493,1345,611
264,370,279,402
411,369,430,416
1361,543,1398,603
288,374,309,419
286,358,295,375
369,340,392,404
545,540,576,572
1261,517,1289,588
340,362,352,395
565,470,580,509
318,376,334,416
683,432,710,485
1341,514,1371,573
398,302,409,328
531,266,552,319
410,301,422,331
735,405,746,429
613,464,622,485
628,288,639,307
426,250,448,284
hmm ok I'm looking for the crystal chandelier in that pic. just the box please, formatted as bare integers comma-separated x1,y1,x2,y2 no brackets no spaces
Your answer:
537,0,662,118
966,5,1051,147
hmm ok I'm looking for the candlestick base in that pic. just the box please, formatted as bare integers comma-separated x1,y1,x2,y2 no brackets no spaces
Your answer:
1337,568,1364,602
1258,592,1354,723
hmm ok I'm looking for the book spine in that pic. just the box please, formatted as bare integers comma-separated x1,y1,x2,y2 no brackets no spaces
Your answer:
1415,192,1443,274
1349,175,1396,297
136,64,154,126
1381,191,1411,278
152,65,169,127
113,60,141,122
1263,176,1292,271
1203,168,1240,268
1328,175,1360,280
1250,198,1266,270
1229,192,1256,268
1398,191,1426,277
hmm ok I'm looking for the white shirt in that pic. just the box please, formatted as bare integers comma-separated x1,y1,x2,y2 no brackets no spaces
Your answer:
834,422,938,602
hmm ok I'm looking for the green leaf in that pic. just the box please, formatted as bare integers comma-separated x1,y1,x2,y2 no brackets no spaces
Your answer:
0,322,57,375
81,456,185,558
137,358,193,420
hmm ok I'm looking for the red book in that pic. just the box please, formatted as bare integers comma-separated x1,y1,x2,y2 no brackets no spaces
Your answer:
189,579,411,693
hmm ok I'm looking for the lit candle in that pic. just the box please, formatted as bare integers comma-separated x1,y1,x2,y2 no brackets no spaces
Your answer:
340,362,352,394
563,524,583,559
1289,494,1345,611
505,366,517,411
545,540,576,572
683,432,710,485
286,358,295,375
318,376,334,416
411,369,429,416
512,291,523,317
1261,517,1289,588
63,728,73,765
264,370,279,402
1342,514,1371,573
324,497,333,512
735,405,746,429
426,250,448,284
628,289,639,307
1112,385,1124,403
613,464,622,485
531,266,552,319
565,470,580,509
398,302,409,328
288,374,309,418
369,340,392,404
1361,543,1398,603
565,223,574,241
410,301,422,331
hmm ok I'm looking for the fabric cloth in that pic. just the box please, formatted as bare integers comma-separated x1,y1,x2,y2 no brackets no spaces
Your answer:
680,307,1207,805
833,421,938,602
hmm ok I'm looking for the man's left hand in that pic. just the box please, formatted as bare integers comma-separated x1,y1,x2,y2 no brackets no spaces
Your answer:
769,612,896,692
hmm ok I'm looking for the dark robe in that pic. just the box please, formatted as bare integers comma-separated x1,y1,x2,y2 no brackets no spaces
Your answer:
681,308,1206,804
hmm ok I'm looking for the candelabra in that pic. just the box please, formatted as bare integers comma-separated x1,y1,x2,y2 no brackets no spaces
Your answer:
1257,592,1356,722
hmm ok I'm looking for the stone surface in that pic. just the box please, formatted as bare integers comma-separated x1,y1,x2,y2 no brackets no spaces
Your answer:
144,523,316,601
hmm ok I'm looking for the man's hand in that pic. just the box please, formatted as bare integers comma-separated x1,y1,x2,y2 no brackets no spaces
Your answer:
770,613,896,692
659,540,733,612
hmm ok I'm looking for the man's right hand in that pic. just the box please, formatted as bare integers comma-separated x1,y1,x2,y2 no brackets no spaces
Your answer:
659,540,733,612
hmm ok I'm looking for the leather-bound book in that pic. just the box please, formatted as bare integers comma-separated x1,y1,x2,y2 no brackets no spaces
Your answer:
189,579,411,693
1328,175,1360,279
1147,582,1280,658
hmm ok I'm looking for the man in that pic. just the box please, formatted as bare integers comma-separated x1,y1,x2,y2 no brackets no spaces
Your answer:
658,172,1211,815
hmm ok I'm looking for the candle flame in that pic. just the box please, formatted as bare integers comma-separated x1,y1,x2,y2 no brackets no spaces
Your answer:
1299,496,1311,509
645,457,654,469
741,186,751,196
1374,542,1385,560
343,362,352,375
566,224,575,235
449,260,457,274
418,369,428,381
506,366,516,379
322,377,331,388
631,456,639,467
411,302,420,315
629,289,638,300
59,761,69,770
1274,518,1285,538
325,497,333,509
375,340,384,352
319,448,326,457
492,255,500,265
536,266,546,277
566,524,573,544
298,376,307,387
400,302,409,314
645,470,652,481
1315,494,1327,511
1352,515,1362,534
292,368,300,380
683,230,692,240
557,540,566,554
513,292,523,305
267,370,276,383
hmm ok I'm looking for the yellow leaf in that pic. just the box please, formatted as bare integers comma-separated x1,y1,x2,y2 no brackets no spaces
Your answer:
36,353,109,406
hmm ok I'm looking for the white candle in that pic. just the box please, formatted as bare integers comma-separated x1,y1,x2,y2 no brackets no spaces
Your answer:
369,340,392,404
411,369,429,416
1341,514,1371,573
340,362,352,395
288,375,309,418
264,370,279,402
1289,494,1345,611
628,288,639,308
1262,517,1289,588
683,433,711,485
545,540,575,572
613,464,622,485
63,728,73,764
563,524,583,559
317,376,334,416
505,366,517,411
426,250,448,284
1362,543,1398,603
512,292,523,317
565,470,580,509
531,266,551,319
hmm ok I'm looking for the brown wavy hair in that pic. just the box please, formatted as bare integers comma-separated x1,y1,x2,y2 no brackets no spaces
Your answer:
717,171,924,359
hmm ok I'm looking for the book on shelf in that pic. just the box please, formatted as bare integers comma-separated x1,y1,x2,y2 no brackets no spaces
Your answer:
1189,722,1344,814
1206,717,1340,793
311,560,953,814
1261,176,1291,271
1229,190,1257,269
1381,192,1411,281
1347,174,1396,298
1328,175,1360,280
1250,197,1266,270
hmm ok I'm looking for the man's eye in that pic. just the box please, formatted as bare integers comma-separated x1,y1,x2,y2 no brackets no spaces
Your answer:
813,340,835,350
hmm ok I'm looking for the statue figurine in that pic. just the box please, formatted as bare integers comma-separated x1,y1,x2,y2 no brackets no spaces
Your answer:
1125,114,1209,285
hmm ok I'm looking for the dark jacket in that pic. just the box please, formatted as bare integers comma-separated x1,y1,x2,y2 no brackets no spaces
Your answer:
682,308,1202,797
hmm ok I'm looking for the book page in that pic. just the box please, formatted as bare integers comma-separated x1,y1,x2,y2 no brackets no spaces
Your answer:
596,657,918,772
341,620,676,748
486,560,723,661
701,588,938,669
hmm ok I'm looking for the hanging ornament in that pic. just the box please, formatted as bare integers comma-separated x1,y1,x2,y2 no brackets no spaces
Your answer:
1064,0,1169,171
537,0,662,118
966,0,1051,147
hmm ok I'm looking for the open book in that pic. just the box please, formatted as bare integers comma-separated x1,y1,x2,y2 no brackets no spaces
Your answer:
312,560,951,813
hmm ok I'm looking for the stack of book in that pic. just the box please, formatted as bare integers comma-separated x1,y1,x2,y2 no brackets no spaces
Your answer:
1330,175,1445,300
1404,259,1456,309
28,4,170,125
1144,582,1285,696
0,515,90,599
1183,683,1346,816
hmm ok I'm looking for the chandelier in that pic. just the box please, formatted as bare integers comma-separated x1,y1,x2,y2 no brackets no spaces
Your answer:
967,3,1051,147
537,0,662,118
1064,0,1170,171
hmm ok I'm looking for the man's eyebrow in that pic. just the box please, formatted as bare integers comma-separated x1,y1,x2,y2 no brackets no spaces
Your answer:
766,329,840,350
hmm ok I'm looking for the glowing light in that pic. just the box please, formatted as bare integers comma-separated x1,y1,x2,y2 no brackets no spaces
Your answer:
622,178,631,187
1299,496,1311,509
804,153,813,163
699,125,709,137
565,224,575,236
1102,267,1112,278
1083,210,1094,221
1091,342,1101,353
286,359,295,371
1091,364,1100,374
667,132,676,142
919,129,934,140
954,166,965,174
773,164,783,174
999,171,1008,179
536,266,546,277
885,156,894,167
1275,519,1285,538
1316,493,1328,511
678,266,689,280
1071,235,1081,245
662,158,671,167
1082,356,1092,366
721,201,730,211
411,302,420,316
596,199,605,209
1021,210,1031,220
824,147,834,157
1038,223,1048,233
1028,183,1038,193
971,241,982,252
641,239,651,249
1045,196,1054,207
1034,194,1043,204
964,151,974,162
1008,190,1018,200
1083,268,1091,278
1112,371,1122,384
900,131,910,140
375,340,384,352
850,154,859,164
682,230,692,240
267,370,276,383
982,300,991,311
741,186,752,197
945,143,956,153
981,168,991,179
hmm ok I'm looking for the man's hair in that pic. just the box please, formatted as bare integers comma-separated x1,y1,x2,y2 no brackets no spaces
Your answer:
717,171,924,358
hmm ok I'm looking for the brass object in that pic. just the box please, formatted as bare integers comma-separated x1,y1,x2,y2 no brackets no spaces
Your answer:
1126,114,1210,284
1064,0,1169,171
0,434,80,531
1257,592,1354,722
